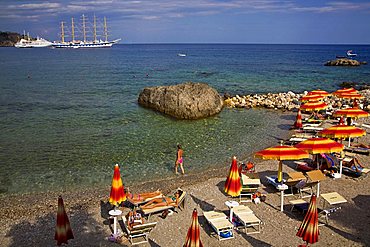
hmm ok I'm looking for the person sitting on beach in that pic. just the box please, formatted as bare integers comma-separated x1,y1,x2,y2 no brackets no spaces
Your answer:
127,210,143,228
140,191,181,210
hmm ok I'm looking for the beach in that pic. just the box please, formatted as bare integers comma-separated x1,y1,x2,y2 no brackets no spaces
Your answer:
1,116,370,247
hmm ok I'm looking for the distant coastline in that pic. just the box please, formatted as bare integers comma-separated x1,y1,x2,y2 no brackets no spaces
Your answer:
0,31,23,47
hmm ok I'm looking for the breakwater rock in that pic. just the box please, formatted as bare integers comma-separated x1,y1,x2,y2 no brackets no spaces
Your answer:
224,89,370,111
324,58,361,66
138,82,223,119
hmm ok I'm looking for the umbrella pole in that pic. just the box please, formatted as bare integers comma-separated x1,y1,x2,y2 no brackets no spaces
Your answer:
339,159,343,178
348,137,351,147
280,190,284,212
277,161,283,183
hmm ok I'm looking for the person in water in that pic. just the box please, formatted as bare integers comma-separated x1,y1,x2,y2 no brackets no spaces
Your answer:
175,144,185,175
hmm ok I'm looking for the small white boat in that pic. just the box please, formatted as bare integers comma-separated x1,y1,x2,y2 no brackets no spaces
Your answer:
346,50,357,58
177,53,186,57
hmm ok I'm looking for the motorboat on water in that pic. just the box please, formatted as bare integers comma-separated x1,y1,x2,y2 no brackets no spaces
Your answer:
52,15,120,49
14,33,52,48
346,50,357,58
177,53,187,57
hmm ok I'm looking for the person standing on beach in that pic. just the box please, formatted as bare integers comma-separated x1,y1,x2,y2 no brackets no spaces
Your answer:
175,144,185,175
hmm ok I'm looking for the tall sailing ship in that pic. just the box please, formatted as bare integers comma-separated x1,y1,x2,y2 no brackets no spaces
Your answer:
52,14,120,48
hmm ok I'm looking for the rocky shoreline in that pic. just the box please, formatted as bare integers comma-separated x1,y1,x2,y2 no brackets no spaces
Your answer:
224,89,370,111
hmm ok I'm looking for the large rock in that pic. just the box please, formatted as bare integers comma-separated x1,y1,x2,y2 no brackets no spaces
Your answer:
325,58,360,66
138,82,223,119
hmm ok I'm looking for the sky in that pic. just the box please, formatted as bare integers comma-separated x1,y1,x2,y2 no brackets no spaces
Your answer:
0,0,370,44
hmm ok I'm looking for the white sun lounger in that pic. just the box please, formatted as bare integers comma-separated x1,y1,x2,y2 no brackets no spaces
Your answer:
233,205,261,234
203,211,234,241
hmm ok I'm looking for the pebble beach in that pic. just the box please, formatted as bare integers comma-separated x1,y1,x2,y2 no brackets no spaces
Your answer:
1,91,370,247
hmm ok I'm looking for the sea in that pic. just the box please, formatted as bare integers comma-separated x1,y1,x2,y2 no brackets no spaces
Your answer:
1,44,369,195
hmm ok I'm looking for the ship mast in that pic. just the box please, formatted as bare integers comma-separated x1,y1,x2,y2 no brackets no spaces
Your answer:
82,14,86,42
60,21,65,43
71,17,75,42
104,17,108,42
93,14,97,43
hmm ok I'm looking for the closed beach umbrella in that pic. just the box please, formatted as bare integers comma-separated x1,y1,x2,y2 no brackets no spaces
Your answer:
184,209,203,247
224,156,242,197
333,88,357,95
300,101,327,112
293,109,303,129
319,124,365,146
308,89,330,97
55,196,74,246
109,164,126,206
296,194,319,245
255,145,309,183
333,108,369,118
300,95,324,102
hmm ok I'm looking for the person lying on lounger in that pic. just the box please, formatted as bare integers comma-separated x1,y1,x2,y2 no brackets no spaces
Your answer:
127,190,162,202
352,143,370,149
343,157,364,173
140,191,181,210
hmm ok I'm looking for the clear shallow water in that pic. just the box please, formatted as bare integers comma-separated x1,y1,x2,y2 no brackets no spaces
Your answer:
0,44,369,194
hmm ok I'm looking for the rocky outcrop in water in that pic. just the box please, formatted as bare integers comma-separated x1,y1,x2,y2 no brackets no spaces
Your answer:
138,82,223,119
0,31,21,47
325,58,361,66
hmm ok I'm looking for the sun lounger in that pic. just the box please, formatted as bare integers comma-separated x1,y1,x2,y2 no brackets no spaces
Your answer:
233,205,261,234
126,190,163,208
285,172,309,197
344,146,370,156
122,216,157,245
239,173,261,203
203,211,234,241
139,189,186,219
265,175,288,190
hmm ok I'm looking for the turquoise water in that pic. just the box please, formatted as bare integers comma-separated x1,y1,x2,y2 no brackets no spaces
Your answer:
1,44,369,194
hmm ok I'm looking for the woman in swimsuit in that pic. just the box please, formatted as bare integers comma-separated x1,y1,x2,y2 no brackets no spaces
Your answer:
140,191,180,210
175,144,185,175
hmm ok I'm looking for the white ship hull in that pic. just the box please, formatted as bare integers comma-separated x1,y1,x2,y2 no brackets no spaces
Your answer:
52,39,119,49
15,37,52,48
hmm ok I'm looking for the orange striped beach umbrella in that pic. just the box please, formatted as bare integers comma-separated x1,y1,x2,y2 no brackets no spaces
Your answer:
300,101,327,112
224,156,242,197
333,108,369,118
333,87,357,95
55,196,74,246
308,89,330,97
295,137,344,155
255,145,309,183
183,208,203,247
336,92,364,100
297,194,319,245
319,124,365,147
109,164,126,206
300,94,325,102
293,109,303,129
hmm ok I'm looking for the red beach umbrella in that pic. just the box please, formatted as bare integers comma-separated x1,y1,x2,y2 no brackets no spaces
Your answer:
255,145,309,183
224,156,242,197
319,124,365,147
333,108,369,118
319,124,365,139
300,101,327,112
295,137,344,155
109,164,126,206
308,89,330,97
293,109,303,129
300,95,324,102
183,208,203,247
55,196,74,246
336,93,364,100
333,88,357,95
297,194,319,245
